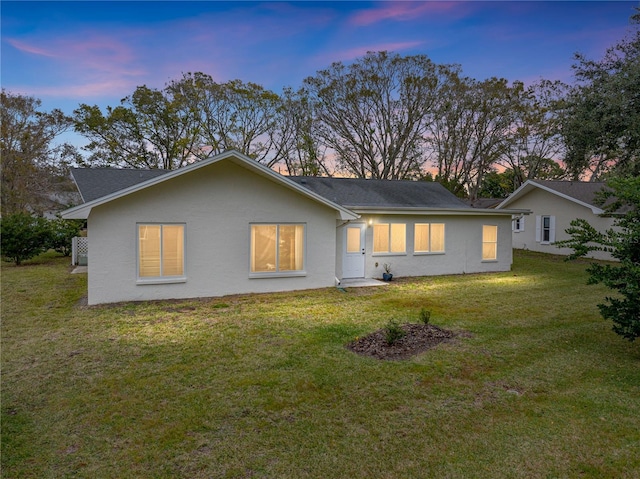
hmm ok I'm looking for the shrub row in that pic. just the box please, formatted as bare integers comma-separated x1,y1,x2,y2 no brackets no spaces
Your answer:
0,212,84,265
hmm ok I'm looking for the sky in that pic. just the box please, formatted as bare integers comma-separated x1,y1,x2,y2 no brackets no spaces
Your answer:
2,1,638,122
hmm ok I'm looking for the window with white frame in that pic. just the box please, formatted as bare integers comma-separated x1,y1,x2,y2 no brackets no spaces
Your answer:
251,224,305,274
373,223,406,254
138,224,185,279
414,223,445,253
482,225,498,261
535,215,555,243
512,216,524,232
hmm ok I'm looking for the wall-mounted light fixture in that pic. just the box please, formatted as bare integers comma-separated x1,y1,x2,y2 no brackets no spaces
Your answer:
368,218,373,226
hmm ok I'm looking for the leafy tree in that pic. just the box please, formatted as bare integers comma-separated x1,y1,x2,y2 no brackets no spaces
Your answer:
304,51,446,180
0,213,51,265
558,176,640,341
1,90,76,216
478,169,515,198
49,218,83,257
73,84,202,169
561,12,640,179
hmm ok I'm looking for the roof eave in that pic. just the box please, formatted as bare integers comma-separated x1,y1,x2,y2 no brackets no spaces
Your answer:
60,150,359,221
349,206,530,216
498,180,604,214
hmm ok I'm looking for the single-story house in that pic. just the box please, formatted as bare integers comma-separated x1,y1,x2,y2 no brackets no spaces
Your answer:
62,150,528,305
496,179,615,260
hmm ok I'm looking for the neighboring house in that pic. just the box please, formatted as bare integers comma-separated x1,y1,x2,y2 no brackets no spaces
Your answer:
497,179,615,260
62,150,527,305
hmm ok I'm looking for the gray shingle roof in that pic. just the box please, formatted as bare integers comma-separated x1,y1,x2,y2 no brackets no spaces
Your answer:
288,176,471,209
71,168,169,203
71,167,471,210
531,180,610,207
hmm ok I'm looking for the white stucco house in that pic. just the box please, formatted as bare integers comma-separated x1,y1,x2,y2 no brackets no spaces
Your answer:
62,150,527,305
496,179,615,260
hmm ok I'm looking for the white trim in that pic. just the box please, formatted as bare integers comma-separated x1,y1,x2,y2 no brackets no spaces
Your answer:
414,222,446,253
498,180,605,214
62,150,358,221
351,206,528,216
249,223,307,277
136,223,186,281
372,222,407,254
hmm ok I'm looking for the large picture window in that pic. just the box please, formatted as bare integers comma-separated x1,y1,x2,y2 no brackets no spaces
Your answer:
482,225,498,261
414,223,445,253
138,224,185,279
251,224,305,274
373,223,406,254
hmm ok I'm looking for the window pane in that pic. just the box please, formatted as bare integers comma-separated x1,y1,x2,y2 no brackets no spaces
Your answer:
162,225,184,276
139,225,161,277
482,225,498,260
483,225,498,242
373,224,389,253
431,224,445,252
415,224,430,252
251,225,277,272
542,217,551,242
279,224,304,271
482,243,497,260
390,223,406,253
346,227,361,253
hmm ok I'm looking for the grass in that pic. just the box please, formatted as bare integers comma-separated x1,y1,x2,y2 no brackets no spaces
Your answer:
2,250,639,478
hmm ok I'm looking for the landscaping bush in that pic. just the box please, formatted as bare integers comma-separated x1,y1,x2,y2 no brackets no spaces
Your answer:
384,319,406,345
0,212,51,265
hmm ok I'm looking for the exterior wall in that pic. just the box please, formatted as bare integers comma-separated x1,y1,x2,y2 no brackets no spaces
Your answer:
505,188,616,260
87,161,339,304
336,214,513,281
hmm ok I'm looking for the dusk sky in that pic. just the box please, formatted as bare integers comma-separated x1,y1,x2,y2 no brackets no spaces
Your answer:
2,1,638,120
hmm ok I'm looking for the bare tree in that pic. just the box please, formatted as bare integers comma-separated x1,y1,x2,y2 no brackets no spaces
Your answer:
426,75,519,199
304,51,446,179
499,80,567,188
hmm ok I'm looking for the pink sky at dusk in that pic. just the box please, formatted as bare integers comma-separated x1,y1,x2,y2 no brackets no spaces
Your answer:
2,1,637,118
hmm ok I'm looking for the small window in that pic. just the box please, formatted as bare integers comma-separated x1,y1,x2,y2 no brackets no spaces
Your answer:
536,215,556,243
373,223,406,254
415,223,445,253
542,216,551,242
251,224,305,274
512,217,524,232
482,225,498,261
138,224,185,279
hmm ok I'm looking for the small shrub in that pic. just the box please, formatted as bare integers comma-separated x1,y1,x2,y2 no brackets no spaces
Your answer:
49,218,83,256
419,308,431,325
384,319,406,345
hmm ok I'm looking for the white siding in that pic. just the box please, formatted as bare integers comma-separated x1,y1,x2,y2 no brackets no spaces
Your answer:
337,214,513,281
506,187,615,260
87,161,339,304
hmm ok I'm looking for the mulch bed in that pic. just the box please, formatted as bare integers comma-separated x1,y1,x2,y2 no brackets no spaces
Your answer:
346,323,468,360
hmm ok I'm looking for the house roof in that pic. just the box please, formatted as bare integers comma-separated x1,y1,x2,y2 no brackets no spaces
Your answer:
497,179,611,214
288,176,470,210
71,167,169,203
61,151,358,221
463,198,504,209
63,150,527,220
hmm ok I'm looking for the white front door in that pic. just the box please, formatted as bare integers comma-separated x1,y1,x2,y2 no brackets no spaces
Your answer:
343,224,365,278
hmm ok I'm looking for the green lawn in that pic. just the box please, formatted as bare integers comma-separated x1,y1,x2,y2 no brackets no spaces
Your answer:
2,250,639,478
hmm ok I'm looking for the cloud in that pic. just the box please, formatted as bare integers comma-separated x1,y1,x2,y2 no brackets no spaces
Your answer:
349,1,462,27
6,38,58,58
